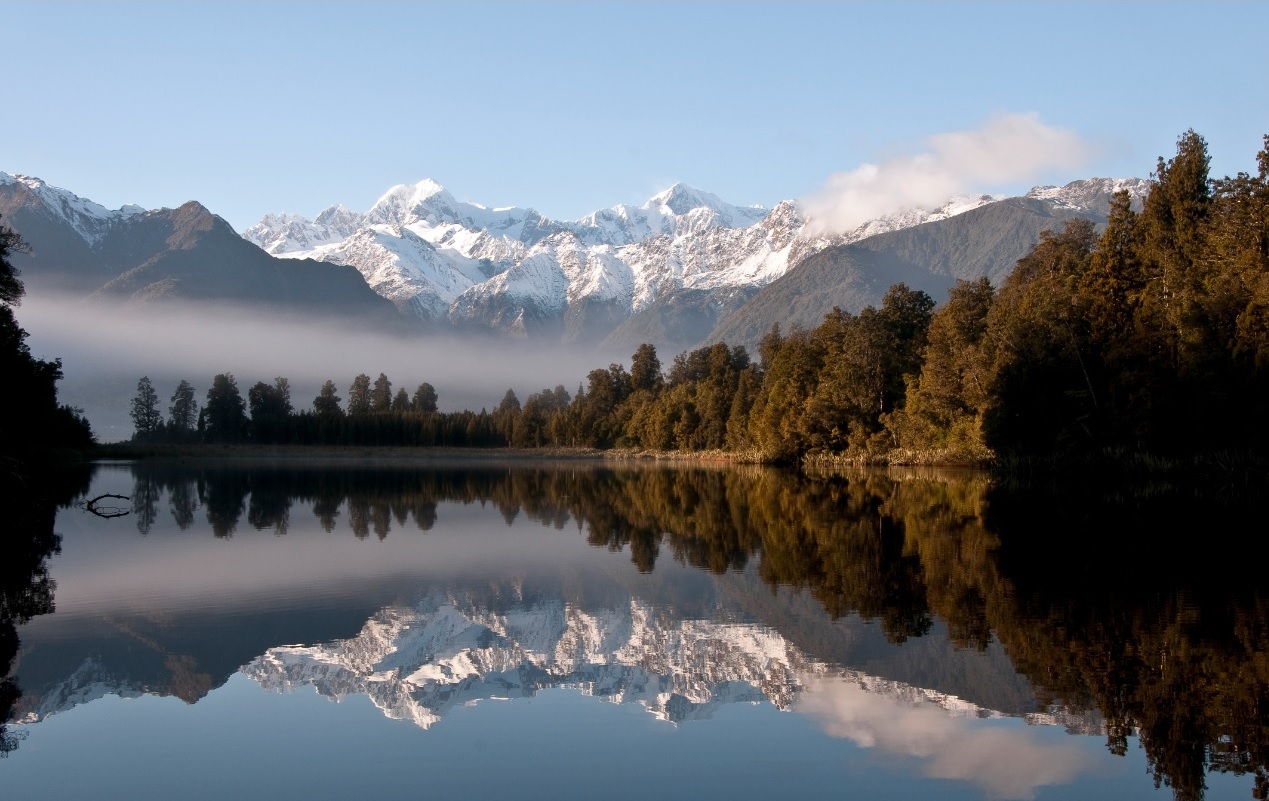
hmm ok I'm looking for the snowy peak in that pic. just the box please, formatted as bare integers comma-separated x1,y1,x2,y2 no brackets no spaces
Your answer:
646,182,765,223
1025,177,1151,213
242,205,366,255
368,178,454,226
366,179,557,245
314,203,364,230
0,171,145,245
568,183,768,247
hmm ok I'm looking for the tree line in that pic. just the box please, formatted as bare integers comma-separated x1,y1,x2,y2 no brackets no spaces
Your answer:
129,372,510,447
131,131,1269,465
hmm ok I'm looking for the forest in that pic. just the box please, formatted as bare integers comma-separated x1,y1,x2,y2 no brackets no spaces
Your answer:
127,131,1269,468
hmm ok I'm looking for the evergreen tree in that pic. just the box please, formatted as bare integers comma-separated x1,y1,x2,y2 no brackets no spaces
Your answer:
412,382,439,413
347,373,372,414
313,380,343,416
130,376,163,438
1140,129,1212,371
248,377,293,443
204,373,248,443
1210,135,1269,371
492,389,521,444
748,325,822,460
630,343,664,393
371,373,392,412
575,365,632,448
392,388,410,411
980,220,1100,456
0,222,24,306
168,380,198,435
885,278,994,455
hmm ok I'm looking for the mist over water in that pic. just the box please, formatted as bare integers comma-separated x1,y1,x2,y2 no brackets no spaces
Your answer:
19,294,621,441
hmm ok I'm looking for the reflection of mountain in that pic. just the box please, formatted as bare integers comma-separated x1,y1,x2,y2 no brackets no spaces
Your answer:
247,593,801,727
243,589,1100,733
14,460,1269,801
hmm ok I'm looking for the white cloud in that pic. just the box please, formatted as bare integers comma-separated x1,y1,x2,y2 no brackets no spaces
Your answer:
803,113,1092,236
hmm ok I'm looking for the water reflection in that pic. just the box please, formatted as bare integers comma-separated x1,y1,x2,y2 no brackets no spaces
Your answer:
798,675,1093,798
0,464,91,755
5,459,1269,801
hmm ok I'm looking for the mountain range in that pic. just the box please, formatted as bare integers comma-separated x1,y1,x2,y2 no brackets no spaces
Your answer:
0,172,400,326
2,170,1150,353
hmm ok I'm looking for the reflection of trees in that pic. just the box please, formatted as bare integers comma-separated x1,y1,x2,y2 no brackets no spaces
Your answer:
1,464,93,755
128,460,1269,799
200,470,247,538
977,484,1269,801
132,474,160,535
245,473,291,536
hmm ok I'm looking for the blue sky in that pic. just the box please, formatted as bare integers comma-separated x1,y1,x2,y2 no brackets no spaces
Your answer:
5,1,1268,232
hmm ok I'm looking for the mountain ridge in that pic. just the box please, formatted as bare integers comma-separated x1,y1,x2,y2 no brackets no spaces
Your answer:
0,172,403,325
2,169,1151,352
244,175,1149,351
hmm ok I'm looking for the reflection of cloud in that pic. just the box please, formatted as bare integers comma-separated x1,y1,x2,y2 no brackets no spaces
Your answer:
803,113,1091,236
797,676,1092,800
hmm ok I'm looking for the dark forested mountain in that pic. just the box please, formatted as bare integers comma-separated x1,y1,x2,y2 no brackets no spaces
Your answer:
0,175,402,324
706,197,1112,351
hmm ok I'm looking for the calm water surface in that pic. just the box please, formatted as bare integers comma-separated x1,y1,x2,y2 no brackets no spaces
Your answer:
2,459,1265,801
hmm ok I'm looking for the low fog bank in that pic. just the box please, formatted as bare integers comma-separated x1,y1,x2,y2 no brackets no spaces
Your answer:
19,294,626,442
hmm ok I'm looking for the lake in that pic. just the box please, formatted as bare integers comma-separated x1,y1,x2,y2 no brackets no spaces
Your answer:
2,458,1265,801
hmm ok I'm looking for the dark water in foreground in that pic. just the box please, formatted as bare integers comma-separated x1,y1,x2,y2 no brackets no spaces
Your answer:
2,459,1267,801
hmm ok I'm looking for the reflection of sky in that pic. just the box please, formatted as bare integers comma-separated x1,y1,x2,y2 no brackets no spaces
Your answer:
0,676,1032,800
10,673,1241,801
47,466,642,618
798,677,1092,800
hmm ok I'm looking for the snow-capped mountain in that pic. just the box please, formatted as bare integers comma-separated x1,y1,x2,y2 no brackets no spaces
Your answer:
1026,177,1149,211
0,171,146,244
242,179,786,343
0,173,402,320
243,177,1150,350
1,168,1152,351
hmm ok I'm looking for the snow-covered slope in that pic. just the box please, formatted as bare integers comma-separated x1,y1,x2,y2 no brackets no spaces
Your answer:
243,177,1149,347
1026,177,1149,212
0,171,146,244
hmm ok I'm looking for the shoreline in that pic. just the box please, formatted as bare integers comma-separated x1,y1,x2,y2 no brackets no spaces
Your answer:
92,442,764,467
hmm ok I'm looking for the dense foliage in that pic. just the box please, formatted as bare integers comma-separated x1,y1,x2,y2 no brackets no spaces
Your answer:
130,132,1268,466
0,216,94,463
